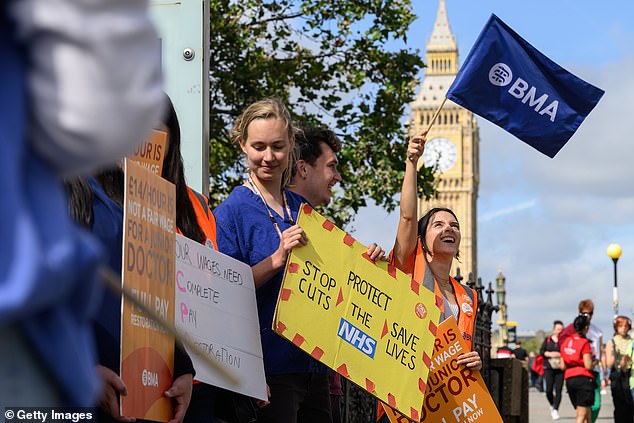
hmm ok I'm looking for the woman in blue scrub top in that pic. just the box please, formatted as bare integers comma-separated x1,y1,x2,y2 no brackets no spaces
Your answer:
214,98,332,423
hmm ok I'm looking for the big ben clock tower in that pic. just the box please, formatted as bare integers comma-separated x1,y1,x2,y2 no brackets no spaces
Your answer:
409,0,480,279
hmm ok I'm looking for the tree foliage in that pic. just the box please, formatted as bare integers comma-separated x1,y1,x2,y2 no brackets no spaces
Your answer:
208,0,436,227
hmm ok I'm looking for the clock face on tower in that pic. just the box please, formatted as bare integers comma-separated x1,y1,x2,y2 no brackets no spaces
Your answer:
422,137,457,172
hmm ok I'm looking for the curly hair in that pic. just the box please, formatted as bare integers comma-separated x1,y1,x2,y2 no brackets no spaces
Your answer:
292,127,342,178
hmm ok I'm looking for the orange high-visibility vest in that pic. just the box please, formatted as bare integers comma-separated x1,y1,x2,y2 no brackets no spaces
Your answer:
411,240,478,350
183,187,218,387
378,242,479,421
178,187,218,250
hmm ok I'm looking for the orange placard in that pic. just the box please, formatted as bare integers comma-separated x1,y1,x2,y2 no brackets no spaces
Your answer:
384,318,503,423
129,129,168,175
120,159,176,422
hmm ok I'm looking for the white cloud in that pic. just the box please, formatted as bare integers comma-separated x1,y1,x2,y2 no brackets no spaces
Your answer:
352,3,634,339
478,199,537,223
352,53,634,339
477,53,634,335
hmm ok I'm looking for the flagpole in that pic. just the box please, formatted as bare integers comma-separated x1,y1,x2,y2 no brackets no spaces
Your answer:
100,267,241,386
425,97,447,133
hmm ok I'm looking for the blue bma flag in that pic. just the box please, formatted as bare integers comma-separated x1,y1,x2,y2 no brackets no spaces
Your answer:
446,14,604,158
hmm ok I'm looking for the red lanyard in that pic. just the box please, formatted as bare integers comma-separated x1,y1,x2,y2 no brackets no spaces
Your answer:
247,175,294,239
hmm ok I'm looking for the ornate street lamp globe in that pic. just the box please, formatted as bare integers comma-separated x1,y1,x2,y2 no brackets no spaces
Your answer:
496,289,505,307
607,244,622,260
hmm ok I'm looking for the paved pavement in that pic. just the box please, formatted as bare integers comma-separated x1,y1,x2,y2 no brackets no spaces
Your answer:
529,386,615,422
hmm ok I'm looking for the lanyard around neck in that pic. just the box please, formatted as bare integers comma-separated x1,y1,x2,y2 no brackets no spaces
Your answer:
247,175,294,239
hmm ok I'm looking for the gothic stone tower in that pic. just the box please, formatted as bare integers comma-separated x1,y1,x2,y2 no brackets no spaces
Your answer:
409,0,480,280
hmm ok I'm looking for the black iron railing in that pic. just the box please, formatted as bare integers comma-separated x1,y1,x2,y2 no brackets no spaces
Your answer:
466,274,499,389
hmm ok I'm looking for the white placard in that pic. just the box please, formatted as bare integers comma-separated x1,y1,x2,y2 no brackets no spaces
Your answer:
175,233,267,400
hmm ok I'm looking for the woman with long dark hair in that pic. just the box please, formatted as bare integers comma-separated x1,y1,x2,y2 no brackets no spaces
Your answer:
67,95,216,423
390,132,481,369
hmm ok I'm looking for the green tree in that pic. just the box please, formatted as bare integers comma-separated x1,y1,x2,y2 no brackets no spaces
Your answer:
521,337,545,355
208,0,436,226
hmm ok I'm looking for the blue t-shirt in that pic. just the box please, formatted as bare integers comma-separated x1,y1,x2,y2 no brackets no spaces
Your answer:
88,177,194,380
89,177,124,372
214,185,326,376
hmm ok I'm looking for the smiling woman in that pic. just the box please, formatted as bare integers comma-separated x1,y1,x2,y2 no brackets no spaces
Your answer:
240,119,293,188
213,98,332,423
390,132,482,370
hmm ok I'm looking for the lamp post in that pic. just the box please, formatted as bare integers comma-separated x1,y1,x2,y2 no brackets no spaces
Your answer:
607,243,622,317
496,269,507,345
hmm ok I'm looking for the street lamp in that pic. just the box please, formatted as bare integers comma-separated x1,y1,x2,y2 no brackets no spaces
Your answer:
607,243,622,317
496,269,507,344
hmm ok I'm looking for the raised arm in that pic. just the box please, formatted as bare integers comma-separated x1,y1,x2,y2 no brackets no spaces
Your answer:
392,132,427,275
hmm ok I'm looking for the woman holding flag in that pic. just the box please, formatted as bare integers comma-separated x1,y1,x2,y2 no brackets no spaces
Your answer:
377,131,481,421
391,131,482,369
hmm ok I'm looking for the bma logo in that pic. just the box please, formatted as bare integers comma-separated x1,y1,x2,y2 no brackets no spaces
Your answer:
488,62,559,122
337,318,377,358
141,369,159,387
489,63,513,86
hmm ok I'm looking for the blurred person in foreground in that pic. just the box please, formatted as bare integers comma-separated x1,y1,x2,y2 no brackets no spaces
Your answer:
0,0,162,406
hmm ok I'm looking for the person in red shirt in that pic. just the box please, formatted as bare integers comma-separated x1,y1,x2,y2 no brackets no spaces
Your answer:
561,314,595,423
558,300,604,422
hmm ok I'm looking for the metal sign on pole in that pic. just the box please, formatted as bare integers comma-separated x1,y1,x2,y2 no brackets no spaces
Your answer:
149,1,209,194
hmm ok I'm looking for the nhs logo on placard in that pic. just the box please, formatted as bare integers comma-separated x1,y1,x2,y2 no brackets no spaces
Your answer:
337,318,377,358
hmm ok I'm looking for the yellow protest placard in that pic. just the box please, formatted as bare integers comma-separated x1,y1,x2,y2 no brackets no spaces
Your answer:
274,205,441,421
121,159,176,422
384,318,503,423
129,129,168,175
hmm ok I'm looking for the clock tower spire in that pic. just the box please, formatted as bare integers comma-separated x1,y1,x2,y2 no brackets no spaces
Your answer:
427,0,458,75
408,0,480,280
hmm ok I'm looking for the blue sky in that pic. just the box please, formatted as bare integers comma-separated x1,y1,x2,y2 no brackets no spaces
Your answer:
352,0,634,340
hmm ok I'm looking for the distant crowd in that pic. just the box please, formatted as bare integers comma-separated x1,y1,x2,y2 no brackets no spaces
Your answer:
499,299,633,423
